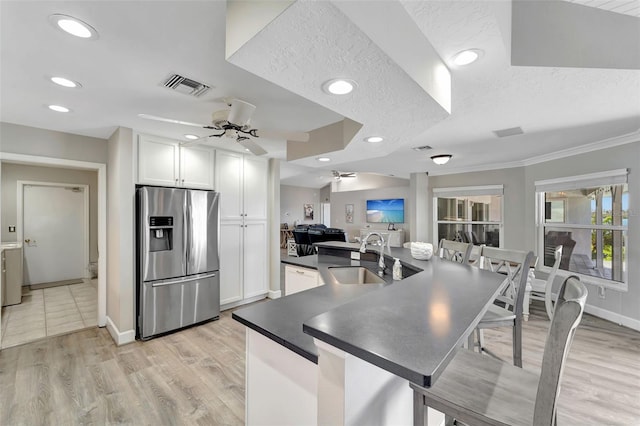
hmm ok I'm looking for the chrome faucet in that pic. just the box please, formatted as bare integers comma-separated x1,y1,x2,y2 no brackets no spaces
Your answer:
360,232,387,276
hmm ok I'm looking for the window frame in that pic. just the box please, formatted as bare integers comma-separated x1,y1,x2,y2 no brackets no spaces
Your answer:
535,169,629,291
432,185,504,248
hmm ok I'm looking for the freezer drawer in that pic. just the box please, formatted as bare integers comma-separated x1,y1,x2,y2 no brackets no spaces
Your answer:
138,272,220,339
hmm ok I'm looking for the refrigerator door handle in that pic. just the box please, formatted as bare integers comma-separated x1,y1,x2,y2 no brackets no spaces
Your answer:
151,272,217,288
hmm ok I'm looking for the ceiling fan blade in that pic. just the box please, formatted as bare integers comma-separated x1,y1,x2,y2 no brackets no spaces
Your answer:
138,114,207,128
236,138,267,156
254,128,309,142
228,99,256,126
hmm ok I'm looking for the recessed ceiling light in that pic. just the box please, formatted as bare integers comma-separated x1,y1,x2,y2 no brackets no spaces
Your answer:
317,157,331,162
452,49,482,66
49,14,98,39
431,154,452,165
48,104,70,113
184,134,199,140
322,79,357,95
365,136,384,143
50,76,81,88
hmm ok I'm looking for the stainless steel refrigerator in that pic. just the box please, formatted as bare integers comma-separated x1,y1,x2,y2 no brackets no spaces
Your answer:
136,186,220,340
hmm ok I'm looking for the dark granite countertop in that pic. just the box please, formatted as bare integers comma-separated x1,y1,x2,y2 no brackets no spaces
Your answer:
232,242,507,386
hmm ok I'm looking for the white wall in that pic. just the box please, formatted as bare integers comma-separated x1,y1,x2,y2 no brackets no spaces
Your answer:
1,163,98,263
330,186,411,242
106,127,135,342
280,185,320,227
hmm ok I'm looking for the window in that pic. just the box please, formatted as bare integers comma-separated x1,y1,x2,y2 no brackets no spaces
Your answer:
535,169,629,289
433,185,503,247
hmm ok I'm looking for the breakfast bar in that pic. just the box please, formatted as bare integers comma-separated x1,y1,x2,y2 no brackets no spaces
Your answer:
233,242,508,425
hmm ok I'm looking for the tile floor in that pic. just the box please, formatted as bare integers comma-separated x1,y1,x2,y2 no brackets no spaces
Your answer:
0,279,97,349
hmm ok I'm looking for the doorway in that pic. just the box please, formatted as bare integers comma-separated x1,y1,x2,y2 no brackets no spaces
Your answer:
21,183,89,287
0,154,106,349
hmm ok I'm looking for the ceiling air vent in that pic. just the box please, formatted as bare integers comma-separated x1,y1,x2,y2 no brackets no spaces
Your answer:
493,126,524,138
162,73,211,97
412,145,433,152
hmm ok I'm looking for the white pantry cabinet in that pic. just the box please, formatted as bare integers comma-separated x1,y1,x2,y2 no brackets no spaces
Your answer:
285,265,325,296
216,151,269,306
137,134,214,189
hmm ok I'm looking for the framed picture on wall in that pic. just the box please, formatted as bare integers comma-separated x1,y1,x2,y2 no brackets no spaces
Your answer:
304,203,314,220
345,204,354,223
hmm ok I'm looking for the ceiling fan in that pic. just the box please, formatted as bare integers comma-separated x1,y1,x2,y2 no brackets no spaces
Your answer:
139,98,309,156
332,170,357,180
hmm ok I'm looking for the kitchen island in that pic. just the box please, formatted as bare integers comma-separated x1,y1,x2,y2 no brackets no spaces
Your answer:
232,242,507,425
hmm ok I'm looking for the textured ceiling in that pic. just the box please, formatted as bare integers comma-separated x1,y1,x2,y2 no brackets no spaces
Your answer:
1,1,639,188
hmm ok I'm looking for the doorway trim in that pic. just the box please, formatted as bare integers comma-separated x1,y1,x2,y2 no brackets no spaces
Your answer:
0,153,107,327
17,181,90,283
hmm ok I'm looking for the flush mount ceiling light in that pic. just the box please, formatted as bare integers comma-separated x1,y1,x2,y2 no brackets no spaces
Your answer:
184,134,199,140
452,49,482,66
431,154,452,165
322,79,357,95
365,136,384,143
50,76,81,88
48,104,70,113
49,14,98,39
317,157,331,162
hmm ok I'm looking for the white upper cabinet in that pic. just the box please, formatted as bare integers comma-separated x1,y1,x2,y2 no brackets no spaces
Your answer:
215,151,267,221
137,134,214,189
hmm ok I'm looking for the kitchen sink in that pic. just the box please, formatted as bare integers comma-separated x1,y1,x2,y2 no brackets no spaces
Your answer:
327,266,385,285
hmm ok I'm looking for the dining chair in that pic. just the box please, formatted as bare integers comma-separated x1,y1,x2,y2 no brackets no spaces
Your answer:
411,275,587,426
437,239,472,264
528,245,563,320
469,246,535,367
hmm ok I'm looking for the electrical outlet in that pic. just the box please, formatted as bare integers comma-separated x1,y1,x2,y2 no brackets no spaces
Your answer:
350,251,361,260
598,286,606,299
8,226,15,233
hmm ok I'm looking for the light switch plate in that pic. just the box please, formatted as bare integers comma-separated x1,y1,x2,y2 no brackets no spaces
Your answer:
8,226,15,233
350,251,360,260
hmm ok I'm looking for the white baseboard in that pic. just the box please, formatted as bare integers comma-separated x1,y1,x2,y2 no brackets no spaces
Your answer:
106,316,136,346
221,294,268,311
268,289,282,299
585,304,640,332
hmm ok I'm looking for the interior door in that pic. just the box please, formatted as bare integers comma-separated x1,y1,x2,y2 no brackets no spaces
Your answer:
23,185,86,285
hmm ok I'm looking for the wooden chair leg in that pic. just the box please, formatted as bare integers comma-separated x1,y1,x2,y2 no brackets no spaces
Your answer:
413,390,427,426
513,320,522,368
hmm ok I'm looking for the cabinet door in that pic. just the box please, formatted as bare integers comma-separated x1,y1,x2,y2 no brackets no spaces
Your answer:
243,221,268,299
219,221,243,305
285,265,319,295
243,156,268,220
180,145,214,189
215,151,243,221
138,135,178,186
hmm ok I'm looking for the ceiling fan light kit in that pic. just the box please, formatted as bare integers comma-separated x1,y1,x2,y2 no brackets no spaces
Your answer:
139,98,309,156
431,154,452,165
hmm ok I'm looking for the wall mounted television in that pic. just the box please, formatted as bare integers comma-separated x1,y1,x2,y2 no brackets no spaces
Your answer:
366,198,405,223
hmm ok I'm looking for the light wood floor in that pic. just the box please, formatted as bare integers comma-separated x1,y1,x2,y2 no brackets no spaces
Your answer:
0,302,639,425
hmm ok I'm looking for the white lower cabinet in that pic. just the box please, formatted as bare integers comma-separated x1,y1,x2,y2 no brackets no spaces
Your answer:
285,265,325,296
219,220,268,306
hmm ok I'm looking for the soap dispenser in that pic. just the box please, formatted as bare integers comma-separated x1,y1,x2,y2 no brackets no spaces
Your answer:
393,258,402,281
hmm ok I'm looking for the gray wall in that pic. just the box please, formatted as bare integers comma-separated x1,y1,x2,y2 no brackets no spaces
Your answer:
280,185,320,227
428,167,527,250
1,163,99,263
0,122,108,163
330,186,411,242
523,141,640,323
429,140,639,324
